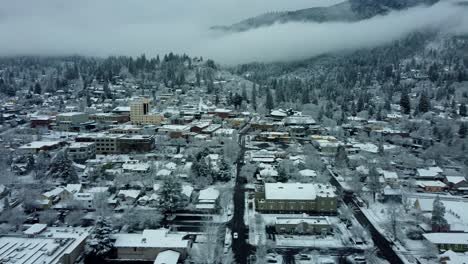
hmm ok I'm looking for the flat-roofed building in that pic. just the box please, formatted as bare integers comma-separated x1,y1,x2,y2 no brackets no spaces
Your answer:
255,182,337,214
56,112,89,131
0,226,91,264
68,142,96,162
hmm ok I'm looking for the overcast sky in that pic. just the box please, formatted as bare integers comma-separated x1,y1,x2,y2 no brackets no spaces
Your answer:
0,0,466,64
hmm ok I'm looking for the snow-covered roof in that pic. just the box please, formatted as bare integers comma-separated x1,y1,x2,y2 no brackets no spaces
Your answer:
114,229,188,249
43,187,67,198
416,180,447,188
354,143,378,153
259,167,278,177
275,216,330,225
118,189,141,199
122,162,150,172
380,170,398,180
417,167,443,178
439,250,468,264
298,169,317,178
24,223,47,235
65,184,82,194
445,176,467,185
182,185,194,198
157,169,172,177
264,183,336,200
423,232,468,245
199,187,220,201
19,141,61,150
154,250,180,264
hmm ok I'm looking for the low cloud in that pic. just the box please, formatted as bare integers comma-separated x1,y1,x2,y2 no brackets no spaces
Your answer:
0,0,466,64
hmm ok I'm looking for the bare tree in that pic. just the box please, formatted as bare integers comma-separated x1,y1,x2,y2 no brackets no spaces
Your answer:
190,222,224,264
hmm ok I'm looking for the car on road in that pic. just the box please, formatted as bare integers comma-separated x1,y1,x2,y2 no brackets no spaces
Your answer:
233,232,238,239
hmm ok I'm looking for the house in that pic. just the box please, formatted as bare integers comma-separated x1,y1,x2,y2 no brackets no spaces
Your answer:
416,180,447,192
0,226,91,264
412,197,468,232
423,233,468,252
118,189,141,204
122,162,150,174
30,115,53,129
382,186,402,203
113,229,191,261
439,250,468,264
275,216,332,235
154,250,181,264
445,176,468,193
298,169,318,179
196,187,220,212
255,183,337,214
380,170,399,186
417,167,444,180
41,187,71,206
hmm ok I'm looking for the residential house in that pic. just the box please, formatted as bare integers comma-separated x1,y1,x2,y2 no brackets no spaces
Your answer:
113,229,191,261
423,233,468,252
275,216,332,235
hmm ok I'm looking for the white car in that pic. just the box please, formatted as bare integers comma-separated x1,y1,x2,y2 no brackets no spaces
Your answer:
233,232,238,239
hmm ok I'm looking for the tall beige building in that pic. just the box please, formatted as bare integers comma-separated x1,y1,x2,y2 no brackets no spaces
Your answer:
130,97,164,125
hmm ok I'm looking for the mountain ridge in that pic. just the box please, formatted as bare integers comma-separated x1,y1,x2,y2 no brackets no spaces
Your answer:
211,0,440,32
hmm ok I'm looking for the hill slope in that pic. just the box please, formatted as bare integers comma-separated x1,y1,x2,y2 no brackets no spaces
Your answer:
211,0,439,32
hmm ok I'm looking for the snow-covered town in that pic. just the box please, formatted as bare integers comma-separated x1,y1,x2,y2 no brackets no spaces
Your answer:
1,1,468,264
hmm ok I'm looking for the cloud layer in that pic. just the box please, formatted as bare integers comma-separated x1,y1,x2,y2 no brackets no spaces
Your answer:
0,0,466,64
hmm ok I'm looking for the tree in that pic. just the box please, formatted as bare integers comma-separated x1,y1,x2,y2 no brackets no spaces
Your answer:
367,166,381,202
223,139,240,164
48,149,78,183
400,91,411,114
216,156,231,182
386,202,401,241
334,145,349,168
120,209,163,232
459,123,467,139
265,89,274,112
190,223,224,264
34,82,42,94
251,84,257,110
158,177,184,214
85,217,114,261
431,196,448,232
460,103,467,117
417,91,431,114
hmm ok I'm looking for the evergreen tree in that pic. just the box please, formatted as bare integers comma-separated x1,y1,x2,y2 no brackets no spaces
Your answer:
158,177,184,214
241,84,248,102
460,103,467,117
459,123,467,138
251,84,257,111
431,196,448,232
34,82,42,94
265,89,274,112
301,88,310,104
85,217,114,260
48,150,78,183
216,156,231,182
334,145,349,168
400,91,411,114
418,91,431,113
367,166,381,202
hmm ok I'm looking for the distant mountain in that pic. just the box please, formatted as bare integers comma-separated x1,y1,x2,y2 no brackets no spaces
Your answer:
211,0,439,32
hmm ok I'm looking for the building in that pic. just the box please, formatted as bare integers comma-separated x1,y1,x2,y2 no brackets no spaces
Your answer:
0,226,91,264
423,233,468,252
113,229,191,261
67,142,96,163
89,113,129,124
30,115,53,129
255,183,337,214
95,134,122,155
18,141,63,154
130,97,164,125
55,112,89,131
118,135,154,153
275,216,332,235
